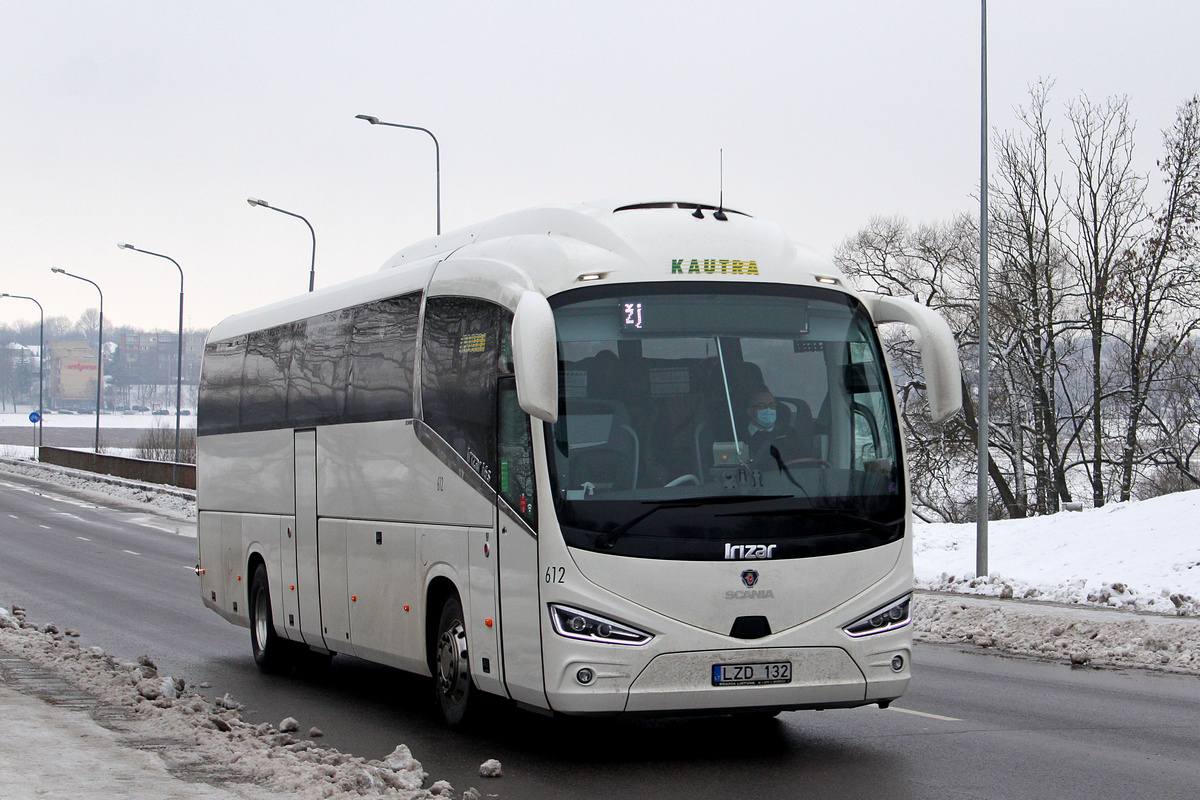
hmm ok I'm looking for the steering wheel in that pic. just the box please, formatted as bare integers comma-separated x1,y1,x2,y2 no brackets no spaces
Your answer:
664,474,701,487
784,457,831,468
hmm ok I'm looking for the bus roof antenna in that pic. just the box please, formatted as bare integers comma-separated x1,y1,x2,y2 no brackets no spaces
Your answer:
713,149,728,221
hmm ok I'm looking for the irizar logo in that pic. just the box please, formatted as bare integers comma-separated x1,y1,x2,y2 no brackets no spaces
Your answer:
724,543,777,560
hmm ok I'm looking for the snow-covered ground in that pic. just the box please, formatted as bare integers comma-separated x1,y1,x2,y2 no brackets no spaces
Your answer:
914,494,1200,617
0,608,474,800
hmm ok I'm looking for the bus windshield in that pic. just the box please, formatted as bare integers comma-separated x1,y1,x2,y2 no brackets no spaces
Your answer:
547,283,904,561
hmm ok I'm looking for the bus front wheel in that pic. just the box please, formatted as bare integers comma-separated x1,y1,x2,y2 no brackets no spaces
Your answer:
249,564,293,674
435,594,473,726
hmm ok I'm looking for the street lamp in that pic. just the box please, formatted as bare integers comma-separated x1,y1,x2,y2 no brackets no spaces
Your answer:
0,293,43,456
51,268,103,453
355,114,441,235
118,242,185,483
977,0,991,576
246,198,317,292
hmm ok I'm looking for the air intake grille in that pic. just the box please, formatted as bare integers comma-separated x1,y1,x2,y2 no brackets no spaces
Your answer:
729,615,771,639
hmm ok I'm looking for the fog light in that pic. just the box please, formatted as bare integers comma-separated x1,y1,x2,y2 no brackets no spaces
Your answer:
576,668,596,685
891,655,904,672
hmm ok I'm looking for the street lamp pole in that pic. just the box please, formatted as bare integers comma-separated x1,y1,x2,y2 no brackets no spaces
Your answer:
976,0,991,577
246,199,317,292
118,243,185,483
0,293,43,456
51,268,103,453
355,114,441,236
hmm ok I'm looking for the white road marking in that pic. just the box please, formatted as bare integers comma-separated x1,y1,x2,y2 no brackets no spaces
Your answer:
887,706,962,722
38,525,50,529
76,536,90,541
123,550,140,556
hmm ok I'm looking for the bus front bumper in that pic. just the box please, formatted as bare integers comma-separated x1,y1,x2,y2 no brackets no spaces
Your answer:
547,645,907,715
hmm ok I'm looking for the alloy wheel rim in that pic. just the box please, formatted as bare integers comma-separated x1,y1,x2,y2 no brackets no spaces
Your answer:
437,622,469,702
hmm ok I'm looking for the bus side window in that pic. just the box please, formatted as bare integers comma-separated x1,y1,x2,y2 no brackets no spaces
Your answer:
346,292,420,422
421,297,504,481
498,377,537,528
240,325,291,432
288,309,353,428
198,335,247,435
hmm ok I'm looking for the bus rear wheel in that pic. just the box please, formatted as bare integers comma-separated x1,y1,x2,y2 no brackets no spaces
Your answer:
435,594,473,726
249,564,294,674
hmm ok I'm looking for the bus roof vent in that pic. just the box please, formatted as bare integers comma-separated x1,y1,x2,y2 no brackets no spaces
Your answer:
613,201,749,218
729,615,772,639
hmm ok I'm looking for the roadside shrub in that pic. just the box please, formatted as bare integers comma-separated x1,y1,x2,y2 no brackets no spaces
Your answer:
135,420,196,464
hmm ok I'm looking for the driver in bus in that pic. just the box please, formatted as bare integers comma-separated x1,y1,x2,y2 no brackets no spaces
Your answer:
744,387,821,469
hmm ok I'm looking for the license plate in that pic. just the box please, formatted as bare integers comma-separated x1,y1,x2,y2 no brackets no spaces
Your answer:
712,661,792,686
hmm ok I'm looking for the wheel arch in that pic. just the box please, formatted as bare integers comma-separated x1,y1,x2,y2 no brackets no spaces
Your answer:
246,549,268,607
425,574,462,675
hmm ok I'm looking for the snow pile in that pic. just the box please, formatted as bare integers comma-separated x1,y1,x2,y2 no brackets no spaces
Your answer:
912,594,1200,674
913,492,1200,617
0,605,490,800
0,457,195,521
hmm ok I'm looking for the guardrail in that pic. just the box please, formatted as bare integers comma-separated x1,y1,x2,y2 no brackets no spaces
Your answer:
37,447,195,490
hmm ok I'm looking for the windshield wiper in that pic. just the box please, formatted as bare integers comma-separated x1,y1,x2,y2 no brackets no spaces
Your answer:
715,506,902,535
594,495,790,549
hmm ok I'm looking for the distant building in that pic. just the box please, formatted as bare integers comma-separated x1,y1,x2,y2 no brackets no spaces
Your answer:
48,340,99,410
117,331,205,385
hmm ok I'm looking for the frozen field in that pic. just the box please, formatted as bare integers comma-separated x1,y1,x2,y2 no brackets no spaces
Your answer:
0,410,196,428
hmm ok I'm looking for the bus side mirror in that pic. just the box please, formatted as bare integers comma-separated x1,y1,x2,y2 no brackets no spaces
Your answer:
868,296,963,425
512,291,559,423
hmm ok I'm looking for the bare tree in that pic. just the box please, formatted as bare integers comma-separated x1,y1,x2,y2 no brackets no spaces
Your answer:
988,80,1077,513
1061,94,1148,507
1111,95,1200,500
836,215,1028,519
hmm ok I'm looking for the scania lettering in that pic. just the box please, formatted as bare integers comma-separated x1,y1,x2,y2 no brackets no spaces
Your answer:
196,199,961,724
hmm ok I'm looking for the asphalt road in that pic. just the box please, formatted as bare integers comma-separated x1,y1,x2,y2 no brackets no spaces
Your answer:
1,468,1198,799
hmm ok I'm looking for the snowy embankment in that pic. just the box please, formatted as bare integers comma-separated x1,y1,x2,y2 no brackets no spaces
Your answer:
0,606,482,800
913,493,1200,616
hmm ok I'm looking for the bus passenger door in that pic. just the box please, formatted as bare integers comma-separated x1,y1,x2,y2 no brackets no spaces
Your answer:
495,379,548,708
468,524,502,696
294,429,324,648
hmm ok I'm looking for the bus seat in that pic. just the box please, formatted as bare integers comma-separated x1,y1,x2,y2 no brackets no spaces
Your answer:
563,398,640,492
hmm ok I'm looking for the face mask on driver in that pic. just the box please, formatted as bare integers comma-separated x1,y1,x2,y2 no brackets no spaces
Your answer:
755,407,777,428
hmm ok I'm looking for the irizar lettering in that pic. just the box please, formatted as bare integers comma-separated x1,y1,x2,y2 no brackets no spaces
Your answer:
724,543,777,560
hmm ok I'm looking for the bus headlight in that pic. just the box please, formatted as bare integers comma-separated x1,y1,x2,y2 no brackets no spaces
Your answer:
549,604,653,646
843,594,912,638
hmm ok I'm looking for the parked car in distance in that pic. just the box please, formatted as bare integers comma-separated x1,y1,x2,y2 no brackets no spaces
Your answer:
152,409,171,415
131,405,149,412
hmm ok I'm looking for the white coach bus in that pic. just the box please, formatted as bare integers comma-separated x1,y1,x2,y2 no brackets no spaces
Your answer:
197,200,961,725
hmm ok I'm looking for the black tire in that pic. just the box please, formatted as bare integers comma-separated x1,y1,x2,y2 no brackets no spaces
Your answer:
434,594,473,727
249,563,294,674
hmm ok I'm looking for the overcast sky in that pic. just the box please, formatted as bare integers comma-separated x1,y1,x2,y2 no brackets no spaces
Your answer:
2,1,1198,334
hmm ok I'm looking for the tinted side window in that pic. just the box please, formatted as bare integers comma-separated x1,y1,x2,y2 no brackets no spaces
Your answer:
240,324,293,431
198,335,246,436
346,293,420,422
498,378,537,528
288,309,353,428
421,297,503,482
